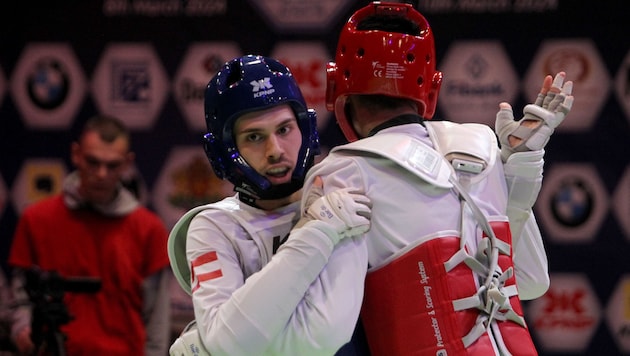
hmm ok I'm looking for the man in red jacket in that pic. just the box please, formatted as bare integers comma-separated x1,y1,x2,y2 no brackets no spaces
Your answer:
8,115,170,356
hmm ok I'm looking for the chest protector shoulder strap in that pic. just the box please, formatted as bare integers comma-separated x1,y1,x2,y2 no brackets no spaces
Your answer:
331,132,453,188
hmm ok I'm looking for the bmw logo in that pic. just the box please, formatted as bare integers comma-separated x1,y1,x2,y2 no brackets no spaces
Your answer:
26,57,70,109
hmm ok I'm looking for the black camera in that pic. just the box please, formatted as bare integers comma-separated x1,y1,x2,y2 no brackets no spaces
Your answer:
24,267,101,356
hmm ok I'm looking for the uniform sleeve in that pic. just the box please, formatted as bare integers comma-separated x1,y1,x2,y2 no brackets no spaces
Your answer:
511,214,549,300
254,231,367,356
302,155,369,212
189,213,367,356
502,150,550,300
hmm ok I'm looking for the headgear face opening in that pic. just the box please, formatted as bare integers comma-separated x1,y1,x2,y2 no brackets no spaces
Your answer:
326,2,443,141
204,55,320,201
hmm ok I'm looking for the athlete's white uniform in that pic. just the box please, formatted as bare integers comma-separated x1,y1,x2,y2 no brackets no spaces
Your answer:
302,121,548,355
177,196,367,356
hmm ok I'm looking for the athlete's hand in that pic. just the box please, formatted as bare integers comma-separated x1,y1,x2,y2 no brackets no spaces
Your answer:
495,71,574,162
304,177,371,244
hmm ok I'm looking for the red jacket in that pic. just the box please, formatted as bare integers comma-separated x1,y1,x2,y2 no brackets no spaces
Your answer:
9,194,169,355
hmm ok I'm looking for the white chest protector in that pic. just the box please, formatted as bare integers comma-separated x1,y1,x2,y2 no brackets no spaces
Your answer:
335,122,537,356
168,198,277,296
167,198,297,356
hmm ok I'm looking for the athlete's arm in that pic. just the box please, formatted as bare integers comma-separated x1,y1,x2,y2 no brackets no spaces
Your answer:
189,209,368,355
502,151,549,299
495,73,572,300
511,214,549,300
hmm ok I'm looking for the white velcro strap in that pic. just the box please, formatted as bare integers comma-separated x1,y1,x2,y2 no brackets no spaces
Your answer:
494,238,512,256
526,126,553,151
453,294,483,312
501,309,527,327
443,249,469,272
503,284,519,299
523,104,563,129
462,316,490,348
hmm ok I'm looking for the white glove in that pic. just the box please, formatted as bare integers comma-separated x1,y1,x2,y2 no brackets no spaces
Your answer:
495,72,574,162
303,185,371,245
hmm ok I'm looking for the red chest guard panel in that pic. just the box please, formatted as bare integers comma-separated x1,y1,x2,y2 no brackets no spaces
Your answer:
361,222,537,355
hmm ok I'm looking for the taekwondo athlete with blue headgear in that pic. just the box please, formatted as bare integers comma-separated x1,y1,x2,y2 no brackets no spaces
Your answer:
168,55,372,356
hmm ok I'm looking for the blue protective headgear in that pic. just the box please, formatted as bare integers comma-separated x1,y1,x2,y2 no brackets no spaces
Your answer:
203,55,320,201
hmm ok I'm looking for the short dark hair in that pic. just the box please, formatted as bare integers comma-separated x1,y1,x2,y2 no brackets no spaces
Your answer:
81,115,130,144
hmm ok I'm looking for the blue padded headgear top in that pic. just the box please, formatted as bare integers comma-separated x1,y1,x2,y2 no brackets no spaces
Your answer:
203,55,320,201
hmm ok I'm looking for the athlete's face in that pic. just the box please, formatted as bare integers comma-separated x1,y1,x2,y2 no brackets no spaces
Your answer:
234,104,302,186
71,131,133,205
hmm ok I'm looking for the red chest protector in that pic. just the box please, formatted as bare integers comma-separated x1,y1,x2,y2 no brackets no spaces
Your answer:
360,220,537,356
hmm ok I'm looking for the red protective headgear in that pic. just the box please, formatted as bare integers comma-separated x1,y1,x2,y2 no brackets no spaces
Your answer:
326,2,443,141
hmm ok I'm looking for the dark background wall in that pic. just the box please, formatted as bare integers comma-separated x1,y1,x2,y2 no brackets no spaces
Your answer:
1,1,629,354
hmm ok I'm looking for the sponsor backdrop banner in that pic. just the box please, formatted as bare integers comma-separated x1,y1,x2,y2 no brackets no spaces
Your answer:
1,1,628,354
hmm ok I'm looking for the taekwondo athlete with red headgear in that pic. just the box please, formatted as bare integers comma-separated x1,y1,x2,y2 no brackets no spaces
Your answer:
303,2,574,355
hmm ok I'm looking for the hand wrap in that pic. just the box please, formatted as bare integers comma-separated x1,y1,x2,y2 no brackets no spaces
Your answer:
495,72,574,162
